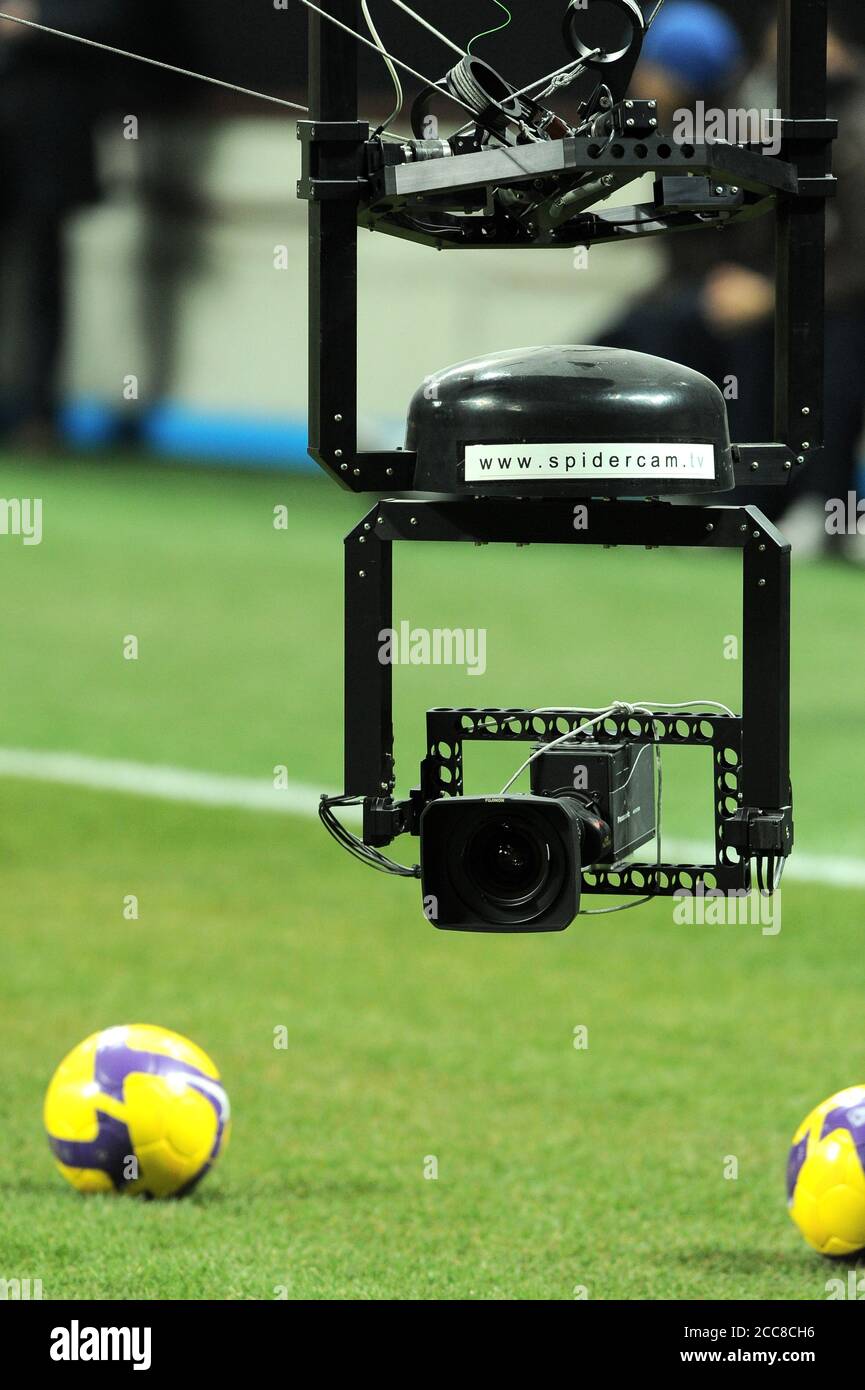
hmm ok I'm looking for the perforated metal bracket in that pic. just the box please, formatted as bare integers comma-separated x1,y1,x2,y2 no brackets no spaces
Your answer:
415,705,752,897
343,497,792,898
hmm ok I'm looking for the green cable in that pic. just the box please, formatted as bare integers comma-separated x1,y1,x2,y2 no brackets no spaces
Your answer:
467,1,512,54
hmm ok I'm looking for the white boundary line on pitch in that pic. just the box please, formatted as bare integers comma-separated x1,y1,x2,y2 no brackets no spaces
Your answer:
2,746,865,891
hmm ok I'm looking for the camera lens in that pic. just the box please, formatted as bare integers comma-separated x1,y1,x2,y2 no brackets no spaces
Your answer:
420,796,582,931
464,816,550,909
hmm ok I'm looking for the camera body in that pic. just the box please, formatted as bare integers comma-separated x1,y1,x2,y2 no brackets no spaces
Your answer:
529,741,656,861
420,742,656,932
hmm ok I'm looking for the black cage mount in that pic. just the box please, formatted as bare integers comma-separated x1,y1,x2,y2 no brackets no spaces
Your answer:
303,1,826,913
345,497,792,896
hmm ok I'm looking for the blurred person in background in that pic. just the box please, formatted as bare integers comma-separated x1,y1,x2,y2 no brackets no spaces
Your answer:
599,2,750,393
739,17,865,558
597,3,865,559
0,1,138,447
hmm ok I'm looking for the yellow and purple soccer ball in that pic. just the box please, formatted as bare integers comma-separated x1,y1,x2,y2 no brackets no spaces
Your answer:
787,1085,865,1256
44,1025,230,1199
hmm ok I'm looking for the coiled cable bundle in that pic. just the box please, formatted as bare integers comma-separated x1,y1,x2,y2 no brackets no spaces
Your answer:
445,54,521,137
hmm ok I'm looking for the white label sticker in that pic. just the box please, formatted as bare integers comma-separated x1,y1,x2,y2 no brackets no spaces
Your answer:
463,443,717,482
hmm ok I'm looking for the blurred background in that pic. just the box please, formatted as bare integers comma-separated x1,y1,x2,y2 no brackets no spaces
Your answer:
0,0,861,545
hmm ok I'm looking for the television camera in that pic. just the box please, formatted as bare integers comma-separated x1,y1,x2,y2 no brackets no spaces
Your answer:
300,0,835,931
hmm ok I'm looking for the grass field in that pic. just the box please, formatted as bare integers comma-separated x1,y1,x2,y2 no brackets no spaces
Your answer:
2,454,864,1300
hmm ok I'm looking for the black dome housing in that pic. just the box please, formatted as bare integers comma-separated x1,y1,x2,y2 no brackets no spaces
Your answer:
407,345,735,497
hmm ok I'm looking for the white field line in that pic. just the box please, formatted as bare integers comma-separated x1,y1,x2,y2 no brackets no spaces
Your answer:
1,746,864,891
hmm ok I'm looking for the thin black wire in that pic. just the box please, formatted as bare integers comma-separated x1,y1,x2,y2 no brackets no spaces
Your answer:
293,0,486,125
0,11,308,111
320,796,421,879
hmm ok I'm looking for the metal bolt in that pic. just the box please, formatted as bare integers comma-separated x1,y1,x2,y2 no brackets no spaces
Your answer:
334,413,343,422
626,101,634,109
627,119,635,127
650,119,657,127
358,536,365,544
797,456,805,465
386,467,393,476
340,463,348,472
706,523,714,532
740,524,748,532
750,461,759,471
363,522,371,531
730,186,739,195
753,530,760,538
410,516,418,526
380,782,389,791
784,461,792,470
802,406,810,416
353,468,360,476
358,570,366,579
802,441,811,449
334,449,343,458
759,544,766,553
758,578,766,587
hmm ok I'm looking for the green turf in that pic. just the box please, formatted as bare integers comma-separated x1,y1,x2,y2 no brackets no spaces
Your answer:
1,455,864,1300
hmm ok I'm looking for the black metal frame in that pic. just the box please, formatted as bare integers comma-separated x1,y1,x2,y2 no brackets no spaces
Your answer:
302,2,828,902
345,498,793,894
303,0,833,493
